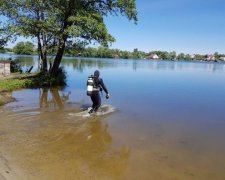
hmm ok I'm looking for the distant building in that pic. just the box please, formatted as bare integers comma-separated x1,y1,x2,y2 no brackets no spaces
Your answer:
190,55,195,60
113,54,120,59
0,60,11,77
206,54,215,61
149,54,159,59
219,57,225,61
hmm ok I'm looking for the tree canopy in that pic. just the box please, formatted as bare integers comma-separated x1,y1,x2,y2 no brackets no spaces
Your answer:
0,0,137,75
13,41,34,55
0,21,12,48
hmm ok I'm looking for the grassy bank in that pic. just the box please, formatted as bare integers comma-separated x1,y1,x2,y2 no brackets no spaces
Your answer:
0,74,34,105
0,78,33,92
0,71,66,106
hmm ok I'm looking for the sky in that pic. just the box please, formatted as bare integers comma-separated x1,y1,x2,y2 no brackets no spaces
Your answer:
4,0,225,54
104,0,225,54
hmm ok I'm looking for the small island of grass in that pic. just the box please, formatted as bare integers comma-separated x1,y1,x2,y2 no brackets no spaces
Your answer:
0,71,66,106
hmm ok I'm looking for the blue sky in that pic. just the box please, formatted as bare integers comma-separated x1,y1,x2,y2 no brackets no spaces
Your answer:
104,0,225,54
4,0,225,54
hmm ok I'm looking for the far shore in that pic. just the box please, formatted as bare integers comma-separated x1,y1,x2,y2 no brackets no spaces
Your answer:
1,52,225,63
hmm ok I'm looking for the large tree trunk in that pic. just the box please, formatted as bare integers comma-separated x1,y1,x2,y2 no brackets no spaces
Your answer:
50,38,66,75
36,20,48,72
37,36,48,73
36,7,48,73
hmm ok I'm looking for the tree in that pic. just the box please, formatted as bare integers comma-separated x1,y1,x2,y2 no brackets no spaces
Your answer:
194,54,205,60
132,48,144,59
184,54,192,60
0,35,7,49
13,41,34,55
0,22,11,48
169,51,176,60
0,0,137,75
177,53,185,60
214,52,220,60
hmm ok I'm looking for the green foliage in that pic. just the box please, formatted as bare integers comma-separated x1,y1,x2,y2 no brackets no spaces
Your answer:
132,48,145,59
0,47,13,53
0,70,66,92
0,0,138,74
0,48,6,53
194,54,205,60
177,53,185,60
0,23,7,48
13,41,34,55
149,51,176,60
67,47,142,59
184,54,192,60
213,52,224,60
0,21,15,48
28,68,67,87
0,78,29,91
0,38,7,49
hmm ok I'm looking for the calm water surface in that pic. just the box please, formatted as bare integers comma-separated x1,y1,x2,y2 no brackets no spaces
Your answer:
1,55,225,179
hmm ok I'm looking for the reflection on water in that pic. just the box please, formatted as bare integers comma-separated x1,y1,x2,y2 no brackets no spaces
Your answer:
39,88,71,110
63,58,225,73
0,107,130,179
1,56,225,179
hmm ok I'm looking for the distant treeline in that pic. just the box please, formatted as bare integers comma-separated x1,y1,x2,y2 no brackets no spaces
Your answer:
1,41,225,61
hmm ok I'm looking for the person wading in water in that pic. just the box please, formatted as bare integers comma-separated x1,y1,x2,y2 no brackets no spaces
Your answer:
88,70,110,114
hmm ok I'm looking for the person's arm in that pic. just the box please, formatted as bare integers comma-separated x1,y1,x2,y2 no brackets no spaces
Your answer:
99,78,109,94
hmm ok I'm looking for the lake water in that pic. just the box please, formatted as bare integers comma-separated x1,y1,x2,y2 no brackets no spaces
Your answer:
1,55,225,180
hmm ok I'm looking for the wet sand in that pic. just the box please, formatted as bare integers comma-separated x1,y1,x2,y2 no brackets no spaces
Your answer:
0,153,11,180
1,104,225,180
0,106,130,180
0,153,23,180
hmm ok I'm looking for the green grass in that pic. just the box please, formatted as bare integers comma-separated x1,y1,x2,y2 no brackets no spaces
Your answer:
0,71,67,106
0,70,66,92
0,78,33,92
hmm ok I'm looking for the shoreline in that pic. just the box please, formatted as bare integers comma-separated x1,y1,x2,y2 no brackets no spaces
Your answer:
0,92,15,105
0,73,36,106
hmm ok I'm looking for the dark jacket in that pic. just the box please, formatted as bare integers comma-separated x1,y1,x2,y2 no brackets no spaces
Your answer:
93,77,108,94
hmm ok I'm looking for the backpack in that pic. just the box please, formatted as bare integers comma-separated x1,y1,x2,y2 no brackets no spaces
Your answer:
87,75,94,96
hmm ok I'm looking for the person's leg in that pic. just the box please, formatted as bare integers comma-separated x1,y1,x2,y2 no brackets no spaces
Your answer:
94,92,101,112
91,95,96,109
90,92,99,113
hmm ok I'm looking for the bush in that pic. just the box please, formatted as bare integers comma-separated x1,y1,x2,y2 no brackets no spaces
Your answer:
27,67,67,87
